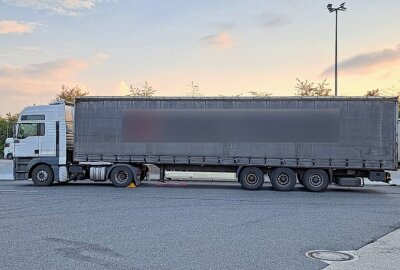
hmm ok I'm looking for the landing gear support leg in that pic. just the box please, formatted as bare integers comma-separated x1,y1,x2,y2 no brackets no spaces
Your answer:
159,165,165,183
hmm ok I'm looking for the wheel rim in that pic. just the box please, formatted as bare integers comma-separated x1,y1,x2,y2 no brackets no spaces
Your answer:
245,173,259,186
115,170,129,184
309,174,323,187
36,170,48,182
277,173,290,186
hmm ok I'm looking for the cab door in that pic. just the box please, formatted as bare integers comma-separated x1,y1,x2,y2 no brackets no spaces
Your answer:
14,123,44,158
39,121,56,157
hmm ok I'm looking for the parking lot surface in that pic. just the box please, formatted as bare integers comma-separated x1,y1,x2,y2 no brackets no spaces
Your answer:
1,180,400,270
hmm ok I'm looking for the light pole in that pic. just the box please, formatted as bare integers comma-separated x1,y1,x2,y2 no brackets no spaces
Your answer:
327,2,347,96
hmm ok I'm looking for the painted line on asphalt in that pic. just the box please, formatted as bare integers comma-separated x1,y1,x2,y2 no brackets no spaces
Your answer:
0,190,39,193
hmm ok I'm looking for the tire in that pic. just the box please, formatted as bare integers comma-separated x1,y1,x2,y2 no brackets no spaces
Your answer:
32,165,54,186
110,166,134,187
302,169,330,192
270,168,297,191
6,153,13,159
239,167,264,190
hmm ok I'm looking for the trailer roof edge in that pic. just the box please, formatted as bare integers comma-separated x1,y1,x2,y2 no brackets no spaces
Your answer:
75,96,399,102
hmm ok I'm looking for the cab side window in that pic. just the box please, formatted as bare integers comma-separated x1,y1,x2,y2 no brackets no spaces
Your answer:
5,143,10,147
17,123,45,139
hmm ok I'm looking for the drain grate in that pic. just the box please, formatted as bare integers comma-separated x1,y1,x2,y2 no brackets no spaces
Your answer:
306,250,356,262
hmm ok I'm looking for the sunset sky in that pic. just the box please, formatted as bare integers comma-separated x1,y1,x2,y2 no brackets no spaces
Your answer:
0,0,400,114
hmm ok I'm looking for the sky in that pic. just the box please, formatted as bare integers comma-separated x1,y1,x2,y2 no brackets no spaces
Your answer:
0,0,400,114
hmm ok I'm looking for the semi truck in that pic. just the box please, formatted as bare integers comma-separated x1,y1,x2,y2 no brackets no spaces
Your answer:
13,96,397,192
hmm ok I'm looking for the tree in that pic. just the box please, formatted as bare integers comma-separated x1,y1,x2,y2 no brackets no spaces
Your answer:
314,80,332,96
365,89,381,97
187,81,201,97
55,85,89,103
248,91,271,97
295,78,332,96
388,80,400,94
129,81,157,97
218,93,243,97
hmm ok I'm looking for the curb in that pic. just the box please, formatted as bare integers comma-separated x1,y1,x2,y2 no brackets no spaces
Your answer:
323,228,400,269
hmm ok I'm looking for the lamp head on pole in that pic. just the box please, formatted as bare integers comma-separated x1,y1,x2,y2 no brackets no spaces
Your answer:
327,2,346,13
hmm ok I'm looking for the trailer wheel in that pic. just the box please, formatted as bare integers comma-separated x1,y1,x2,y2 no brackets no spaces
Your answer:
32,164,54,186
110,166,133,187
270,168,297,191
239,167,264,190
302,169,329,192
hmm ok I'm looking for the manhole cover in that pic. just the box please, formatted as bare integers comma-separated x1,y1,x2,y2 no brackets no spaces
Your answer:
306,250,356,262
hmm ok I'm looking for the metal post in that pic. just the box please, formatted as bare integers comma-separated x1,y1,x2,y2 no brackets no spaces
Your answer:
328,3,346,96
335,10,338,96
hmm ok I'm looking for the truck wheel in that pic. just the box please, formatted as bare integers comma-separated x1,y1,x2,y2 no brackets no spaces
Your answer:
270,168,297,191
302,169,329,192
110,166,133,187
239,167,264,190
32,165,54,186
7,153,13,159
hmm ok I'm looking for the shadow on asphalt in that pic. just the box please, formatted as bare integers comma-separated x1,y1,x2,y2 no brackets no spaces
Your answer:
6,180,394,194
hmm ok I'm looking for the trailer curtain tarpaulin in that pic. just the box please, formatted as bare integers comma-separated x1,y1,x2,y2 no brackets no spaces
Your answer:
74,97,398,170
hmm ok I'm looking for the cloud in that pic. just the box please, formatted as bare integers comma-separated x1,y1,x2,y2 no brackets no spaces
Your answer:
2,0,112,16
200,32,234,50
0,59,88,113
0,59,88,81
213,22,236,31
0,20,39,34
93,52,110,64
321,44,400,77
0,47,52,57
258,12,292,28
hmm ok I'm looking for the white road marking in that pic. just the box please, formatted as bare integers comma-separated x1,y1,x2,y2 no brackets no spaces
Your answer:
0,190,38,193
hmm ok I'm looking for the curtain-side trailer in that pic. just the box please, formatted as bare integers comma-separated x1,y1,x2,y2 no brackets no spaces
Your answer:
13,96,397,192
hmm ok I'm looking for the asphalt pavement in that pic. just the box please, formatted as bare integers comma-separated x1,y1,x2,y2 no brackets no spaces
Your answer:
0,159,12,180
1,180,400,270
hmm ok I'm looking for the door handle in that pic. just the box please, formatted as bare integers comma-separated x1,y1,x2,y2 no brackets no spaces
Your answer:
34,149,39,154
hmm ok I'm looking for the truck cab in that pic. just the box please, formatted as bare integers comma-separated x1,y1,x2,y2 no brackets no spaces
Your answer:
13,101,74,184
3,138,14,159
